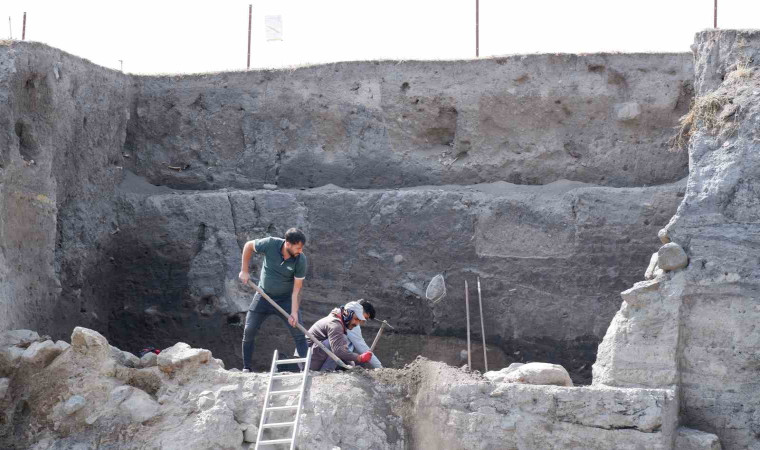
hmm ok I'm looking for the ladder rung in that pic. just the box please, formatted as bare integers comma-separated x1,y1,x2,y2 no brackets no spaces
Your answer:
270,389,301,396
271,373,303,379
262,421,296,429
275,358,307,365
265,405,298,411
257,438,293,445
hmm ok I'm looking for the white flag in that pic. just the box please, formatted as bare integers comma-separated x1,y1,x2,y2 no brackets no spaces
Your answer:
265,15,283,41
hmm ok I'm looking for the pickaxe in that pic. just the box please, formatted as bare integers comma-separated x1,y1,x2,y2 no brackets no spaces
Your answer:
369,318,396,352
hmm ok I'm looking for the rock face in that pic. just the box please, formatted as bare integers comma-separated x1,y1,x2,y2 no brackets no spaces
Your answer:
0,327,680,450
104,175,683,380
0,42,132,339
594,30,760,449
126,54,690,191
0,41,691,385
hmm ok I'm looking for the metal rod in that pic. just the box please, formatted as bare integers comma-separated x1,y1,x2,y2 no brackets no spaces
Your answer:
465,280,472,370
8,17,11,39
22,12,26,40
246,281,352,370
247,4,253,69
370,323,386,352
477,277,488,372
714,0,717,29
475,0,479,57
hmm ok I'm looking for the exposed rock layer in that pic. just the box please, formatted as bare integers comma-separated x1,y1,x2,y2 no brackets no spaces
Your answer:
594,29,760,449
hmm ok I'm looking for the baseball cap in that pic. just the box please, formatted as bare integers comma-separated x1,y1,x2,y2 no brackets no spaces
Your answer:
343,301,366,322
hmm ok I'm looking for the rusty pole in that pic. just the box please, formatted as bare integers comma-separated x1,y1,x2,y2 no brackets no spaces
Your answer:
22,12,26,40
475,0,479,57
714,0,717,29
465,280,472,370
247,4,252,69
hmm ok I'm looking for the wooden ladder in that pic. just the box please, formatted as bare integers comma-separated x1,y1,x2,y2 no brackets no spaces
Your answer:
254,346,313,449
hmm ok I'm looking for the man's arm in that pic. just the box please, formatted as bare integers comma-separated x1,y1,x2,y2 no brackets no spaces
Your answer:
327,322,361,363
288,278,303,327
347,326,383,368
238,240,257,284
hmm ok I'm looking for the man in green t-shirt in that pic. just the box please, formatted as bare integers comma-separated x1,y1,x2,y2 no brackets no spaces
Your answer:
238,228,308,372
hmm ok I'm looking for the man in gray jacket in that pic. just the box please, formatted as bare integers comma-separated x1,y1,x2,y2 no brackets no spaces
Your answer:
307,302,373,371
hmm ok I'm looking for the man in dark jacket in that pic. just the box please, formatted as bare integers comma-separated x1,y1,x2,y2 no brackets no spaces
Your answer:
307,302,373,371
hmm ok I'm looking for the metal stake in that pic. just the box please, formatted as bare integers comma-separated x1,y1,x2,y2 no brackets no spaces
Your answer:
8,17,11,40
22,12,26,40
475,0,479,57
477,277,488,372
247,4,252,69
465,280,472,370
714,0,717,29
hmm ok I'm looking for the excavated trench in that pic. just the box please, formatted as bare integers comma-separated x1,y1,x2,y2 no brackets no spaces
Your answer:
2,42,692,385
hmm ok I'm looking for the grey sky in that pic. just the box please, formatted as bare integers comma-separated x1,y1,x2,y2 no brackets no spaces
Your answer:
2,0,758,74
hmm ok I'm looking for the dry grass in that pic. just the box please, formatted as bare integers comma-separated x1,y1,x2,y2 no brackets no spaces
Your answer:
670,92,734,152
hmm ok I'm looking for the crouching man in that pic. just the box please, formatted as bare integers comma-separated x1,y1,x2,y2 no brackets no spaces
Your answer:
345,299,383,368
307,302,373,371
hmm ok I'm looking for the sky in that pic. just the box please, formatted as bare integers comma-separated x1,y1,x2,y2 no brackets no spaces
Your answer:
1,1,759,74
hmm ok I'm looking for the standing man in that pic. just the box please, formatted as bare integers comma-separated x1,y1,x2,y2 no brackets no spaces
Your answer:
238,228,308,372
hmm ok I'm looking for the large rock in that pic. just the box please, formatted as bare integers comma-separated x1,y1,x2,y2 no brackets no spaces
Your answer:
498,362,573,387
157,342,214,374
111,385,160,423
0,330,40,348
71,327,110,360
657,242,688,271
676,427,722,450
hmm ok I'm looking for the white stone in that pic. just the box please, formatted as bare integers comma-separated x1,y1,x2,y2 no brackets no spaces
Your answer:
0,330,40,348
644,252,659,280
657,242,688,271
393,254,404,264
484,362,525,383
63,395,86,415
500,362,573,387
21,340,62,368
157,342,212,374
71,327,110,360
616,102,642,121
675,426,722,450
113,386,160,423
243,424,259,443
262,184,278,190
0,378,9,399
198,396,215,410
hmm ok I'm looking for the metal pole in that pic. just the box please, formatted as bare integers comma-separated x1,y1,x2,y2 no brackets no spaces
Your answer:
465,280,472,370
477,277,488,372
246,281,352,369
119,60,123,72
475,0,479,57
714,0,717,29
247,4,252,69
22,12,26,40
8,17,11,39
